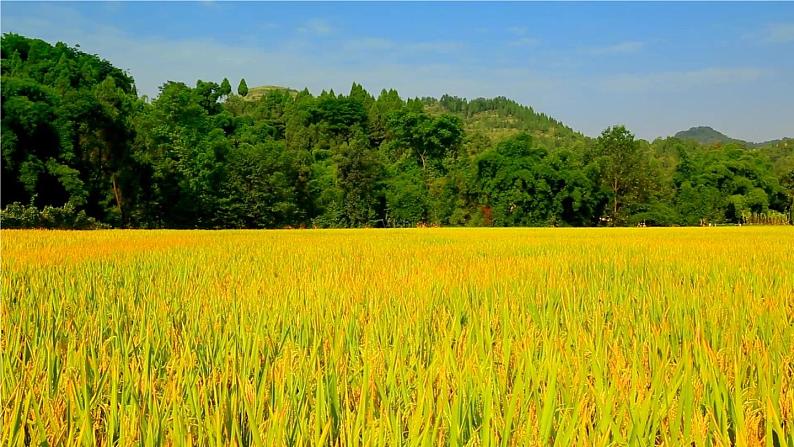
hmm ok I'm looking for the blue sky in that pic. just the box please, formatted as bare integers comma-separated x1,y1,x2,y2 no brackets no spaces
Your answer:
2,2,793,141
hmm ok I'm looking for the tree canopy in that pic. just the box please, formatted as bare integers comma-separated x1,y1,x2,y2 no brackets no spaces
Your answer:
237,78,248,97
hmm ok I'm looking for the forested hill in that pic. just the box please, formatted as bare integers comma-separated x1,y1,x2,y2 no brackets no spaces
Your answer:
675,126,792,148
423,95,586,150
2,34,793,229
674,127,740,145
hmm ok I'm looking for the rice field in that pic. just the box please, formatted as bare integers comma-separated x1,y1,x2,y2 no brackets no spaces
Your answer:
2,227,793,446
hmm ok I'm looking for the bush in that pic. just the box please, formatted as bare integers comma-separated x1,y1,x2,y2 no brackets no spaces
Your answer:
628,203,679,226
1,202,109,229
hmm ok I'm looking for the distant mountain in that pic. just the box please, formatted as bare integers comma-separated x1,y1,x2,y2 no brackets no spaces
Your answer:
674,126,790,148
674,126,740,145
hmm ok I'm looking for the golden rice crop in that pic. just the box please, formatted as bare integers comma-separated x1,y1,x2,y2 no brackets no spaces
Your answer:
2,227,793,446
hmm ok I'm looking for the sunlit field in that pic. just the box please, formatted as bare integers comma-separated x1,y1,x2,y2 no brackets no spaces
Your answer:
2,228,793,446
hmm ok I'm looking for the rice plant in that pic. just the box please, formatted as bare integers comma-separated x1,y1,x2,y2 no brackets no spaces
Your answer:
2,227,792,446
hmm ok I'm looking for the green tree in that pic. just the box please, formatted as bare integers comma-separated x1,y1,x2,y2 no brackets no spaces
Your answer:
237,78,248,97
593,125,643,224
1,34,138,226
219,77,232,97
218,139,301,228
313,94,368,139
368,88,403,146
385,160,428,226
386,110,463,170
334,129,384,227
473,134,600,226
781,169,794,223
131,81,228,227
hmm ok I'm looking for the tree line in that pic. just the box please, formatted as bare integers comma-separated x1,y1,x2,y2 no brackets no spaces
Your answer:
2,34,793,228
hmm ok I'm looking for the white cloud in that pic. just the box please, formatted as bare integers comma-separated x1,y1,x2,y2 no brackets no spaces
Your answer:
601,67,767,92
587,41,645,56
509,37,540,47
406,41,463,54
754,22,794,44
343,37,394,52
341,37,465,58
297,18,333,36
505,26,540,46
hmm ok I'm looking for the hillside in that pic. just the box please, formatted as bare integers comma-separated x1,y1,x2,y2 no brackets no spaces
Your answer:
674,126,740,145
244,85,299,101
423,94,587,149
675,126,790,148
241,86,587,149
242,86,586,148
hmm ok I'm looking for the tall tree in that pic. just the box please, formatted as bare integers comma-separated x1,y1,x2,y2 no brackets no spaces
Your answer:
386,110,463,170
782,169,794,223
219,78,232,97
593,125,643,224
237,78,248,97
335,129,384,227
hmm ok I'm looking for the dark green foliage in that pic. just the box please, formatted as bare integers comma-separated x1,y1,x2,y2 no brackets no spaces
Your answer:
313,94,368,138
2,34,791,228
386,109,463,170
218,140,302,228
219,78,232,97
670,143,788,224
385,161,428,227
473,134,602,226
1,33,138,227
334,129,384,227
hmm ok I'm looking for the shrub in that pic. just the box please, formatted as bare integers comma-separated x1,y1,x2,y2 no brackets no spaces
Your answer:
1,202,109,229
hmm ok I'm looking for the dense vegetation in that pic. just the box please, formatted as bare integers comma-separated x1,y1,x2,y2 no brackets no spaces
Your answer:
2,34,793,228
